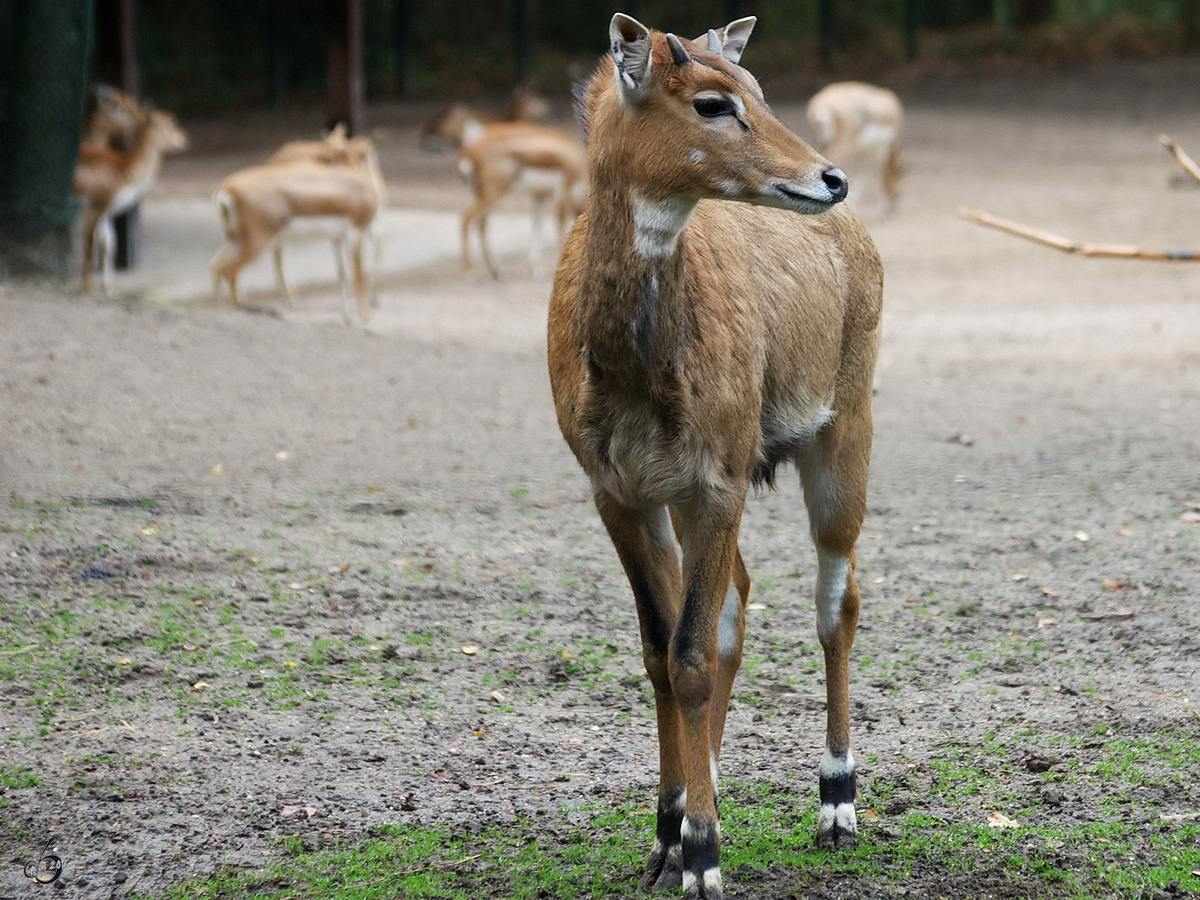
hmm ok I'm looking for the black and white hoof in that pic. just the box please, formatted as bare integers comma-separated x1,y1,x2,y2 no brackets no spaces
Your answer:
639,838,682,892
680,816,722,899
817,749,858,849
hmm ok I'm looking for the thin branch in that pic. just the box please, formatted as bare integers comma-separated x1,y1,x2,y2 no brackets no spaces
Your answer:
1159,134,1200,185
960,208,1200,261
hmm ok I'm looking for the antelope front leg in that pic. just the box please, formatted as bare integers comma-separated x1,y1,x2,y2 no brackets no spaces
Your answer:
592,496,689,892
671,506,744,900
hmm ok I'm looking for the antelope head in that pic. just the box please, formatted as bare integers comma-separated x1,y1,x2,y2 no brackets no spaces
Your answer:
594,13,847,218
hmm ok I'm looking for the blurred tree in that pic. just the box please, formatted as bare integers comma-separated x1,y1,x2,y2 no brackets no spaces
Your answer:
0,0,93,278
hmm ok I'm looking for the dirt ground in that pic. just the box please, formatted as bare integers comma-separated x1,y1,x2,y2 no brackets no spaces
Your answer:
2,57,1200,899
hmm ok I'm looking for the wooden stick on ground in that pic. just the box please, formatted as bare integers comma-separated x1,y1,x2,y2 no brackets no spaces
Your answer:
959,208,1200,261
1159,134,1200,185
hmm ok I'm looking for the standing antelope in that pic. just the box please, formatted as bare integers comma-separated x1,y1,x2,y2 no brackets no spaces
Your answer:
259,125,387,306
547,15,882,899
74,108,189,295
457,121,586,278
806,81,903,216
419,88,551,151
209,140,385,326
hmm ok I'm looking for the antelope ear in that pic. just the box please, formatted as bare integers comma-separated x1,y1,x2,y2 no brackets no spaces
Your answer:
610,13,653,104
712,17,757,64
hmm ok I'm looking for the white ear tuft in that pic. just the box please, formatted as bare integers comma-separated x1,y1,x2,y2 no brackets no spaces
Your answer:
610,13,653,104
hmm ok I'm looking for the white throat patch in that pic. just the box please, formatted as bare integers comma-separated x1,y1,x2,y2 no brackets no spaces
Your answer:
631,194,697,259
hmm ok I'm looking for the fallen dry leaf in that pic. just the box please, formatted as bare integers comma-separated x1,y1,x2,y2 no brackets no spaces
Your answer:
1116,527,1133,536
1074,531,1090,542
191,681,209,691
281,805,317,819
860,808,881,822
211,463,223,475
987,811,1020,828
461,645,479,655
1023,756,1054,773
1081,608,1134,621
328,564,350,574
488,690,505,703
1102,578,1127,590
1040,587,1059,597
117,657,132,666
1037,617,1057,628
1183,511,1200,523
747,602,767,610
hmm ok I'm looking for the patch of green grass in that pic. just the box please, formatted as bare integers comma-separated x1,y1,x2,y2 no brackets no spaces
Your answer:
137,756,1200,900
0,765,39,789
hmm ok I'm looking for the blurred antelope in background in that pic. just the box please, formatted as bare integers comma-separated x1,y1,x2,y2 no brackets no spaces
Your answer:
547,15,882,899
457,121,586,278
209,136,385,326
74,106,188,295
81,85,144,152
260,124,387,305
806,81,903,216
420,88,551,151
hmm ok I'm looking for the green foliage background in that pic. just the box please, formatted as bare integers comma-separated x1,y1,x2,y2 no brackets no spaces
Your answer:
122,0,1200,111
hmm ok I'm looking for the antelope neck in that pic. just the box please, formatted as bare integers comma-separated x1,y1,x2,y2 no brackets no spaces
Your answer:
580,189,693,386
631,193,698,259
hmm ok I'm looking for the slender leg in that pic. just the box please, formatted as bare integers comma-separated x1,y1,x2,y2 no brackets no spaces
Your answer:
477,212,500,279
80,209,100,293
592,495,688,893
797,390,873,849
671,496,743,900
99,215,116,298
273,243,296,305
709,547,749,782
332,234,351,325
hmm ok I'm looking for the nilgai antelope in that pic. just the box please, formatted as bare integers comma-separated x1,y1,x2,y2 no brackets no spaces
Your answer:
547,15,882,899
74,108,189,295
457,121,586,278
209,139,385,326
806,81,903,216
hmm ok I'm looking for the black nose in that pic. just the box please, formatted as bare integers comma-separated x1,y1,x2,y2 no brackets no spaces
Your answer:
822,167,848,202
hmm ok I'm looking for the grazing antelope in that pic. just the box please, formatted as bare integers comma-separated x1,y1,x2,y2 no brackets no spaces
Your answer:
74,108,189,295
457,121,586,278
419,88,551,151
260,125,387,306
806,81,903,215
209,141,385,326
547,15,882,899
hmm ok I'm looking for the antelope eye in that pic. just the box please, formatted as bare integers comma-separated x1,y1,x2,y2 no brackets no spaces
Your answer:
693,96,733,118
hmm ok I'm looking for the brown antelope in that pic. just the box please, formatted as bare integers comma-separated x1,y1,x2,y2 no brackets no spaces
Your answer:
547,15,882,899
419,88,551,151
209,140,385,326
81,85,145,152
457,121,586,278
74,108,189,295
806,81,903,216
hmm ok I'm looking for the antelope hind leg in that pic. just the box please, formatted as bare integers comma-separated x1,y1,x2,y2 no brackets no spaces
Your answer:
798,404,872,849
